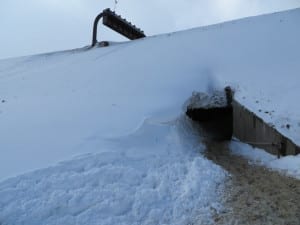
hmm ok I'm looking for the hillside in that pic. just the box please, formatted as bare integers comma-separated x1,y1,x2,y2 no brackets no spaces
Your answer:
0,8,300,225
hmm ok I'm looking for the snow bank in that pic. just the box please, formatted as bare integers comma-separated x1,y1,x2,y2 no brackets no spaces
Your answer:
0,116,227,225
1,8,300,180
0,44,213,180
0,7,300,225
230,141,300,179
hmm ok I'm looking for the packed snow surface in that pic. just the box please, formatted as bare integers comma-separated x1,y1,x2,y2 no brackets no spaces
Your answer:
0,7,300,225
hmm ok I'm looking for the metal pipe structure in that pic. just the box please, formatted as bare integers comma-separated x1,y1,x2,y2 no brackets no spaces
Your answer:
92,8,146,47
92,12,104,47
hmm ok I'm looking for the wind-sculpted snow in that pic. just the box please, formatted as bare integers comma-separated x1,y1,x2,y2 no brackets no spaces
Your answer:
0,7,300,225
1,8,300,180
0,116,226,225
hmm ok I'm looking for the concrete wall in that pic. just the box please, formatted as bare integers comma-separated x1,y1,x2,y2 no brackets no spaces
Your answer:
233,100,300,157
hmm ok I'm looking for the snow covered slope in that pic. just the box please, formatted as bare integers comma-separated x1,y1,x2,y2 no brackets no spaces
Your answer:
0,117,226,225
0,8,300,225
1,8,299,180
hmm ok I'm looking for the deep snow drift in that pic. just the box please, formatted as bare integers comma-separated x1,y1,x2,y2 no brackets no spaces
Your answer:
1,8,300,180
0,7,300,225
0,117,226,225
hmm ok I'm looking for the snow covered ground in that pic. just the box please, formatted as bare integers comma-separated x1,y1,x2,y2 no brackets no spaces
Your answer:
0,116,227,225
230,140,300,179
0,7,300,225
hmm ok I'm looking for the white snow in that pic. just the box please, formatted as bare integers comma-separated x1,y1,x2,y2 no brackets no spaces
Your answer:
230,140,300,179
185,90,228,109
0,7,300,225
0,116,226,225
1,9,300,179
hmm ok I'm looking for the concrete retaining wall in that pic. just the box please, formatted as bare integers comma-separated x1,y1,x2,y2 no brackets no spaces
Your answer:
232,100,300,157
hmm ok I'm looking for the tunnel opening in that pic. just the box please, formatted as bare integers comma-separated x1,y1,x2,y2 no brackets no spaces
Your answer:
186,87,233,141
186,86,299,157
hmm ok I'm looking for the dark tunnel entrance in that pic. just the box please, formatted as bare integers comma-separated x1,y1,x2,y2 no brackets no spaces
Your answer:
186,87,233,141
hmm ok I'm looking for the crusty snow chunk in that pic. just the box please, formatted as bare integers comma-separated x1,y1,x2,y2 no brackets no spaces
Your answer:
186,90,228,110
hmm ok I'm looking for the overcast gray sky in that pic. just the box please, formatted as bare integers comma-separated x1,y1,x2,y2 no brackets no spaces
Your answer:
1,0,299,59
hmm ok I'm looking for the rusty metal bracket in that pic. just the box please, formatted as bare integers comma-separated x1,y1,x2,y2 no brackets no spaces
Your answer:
92,8,146,47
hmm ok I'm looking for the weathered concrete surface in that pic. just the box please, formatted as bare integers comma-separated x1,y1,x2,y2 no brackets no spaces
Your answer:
232,100,300,156
185,87,299,156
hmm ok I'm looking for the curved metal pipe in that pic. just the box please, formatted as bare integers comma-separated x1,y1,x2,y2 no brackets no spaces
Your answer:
92,12,103,47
